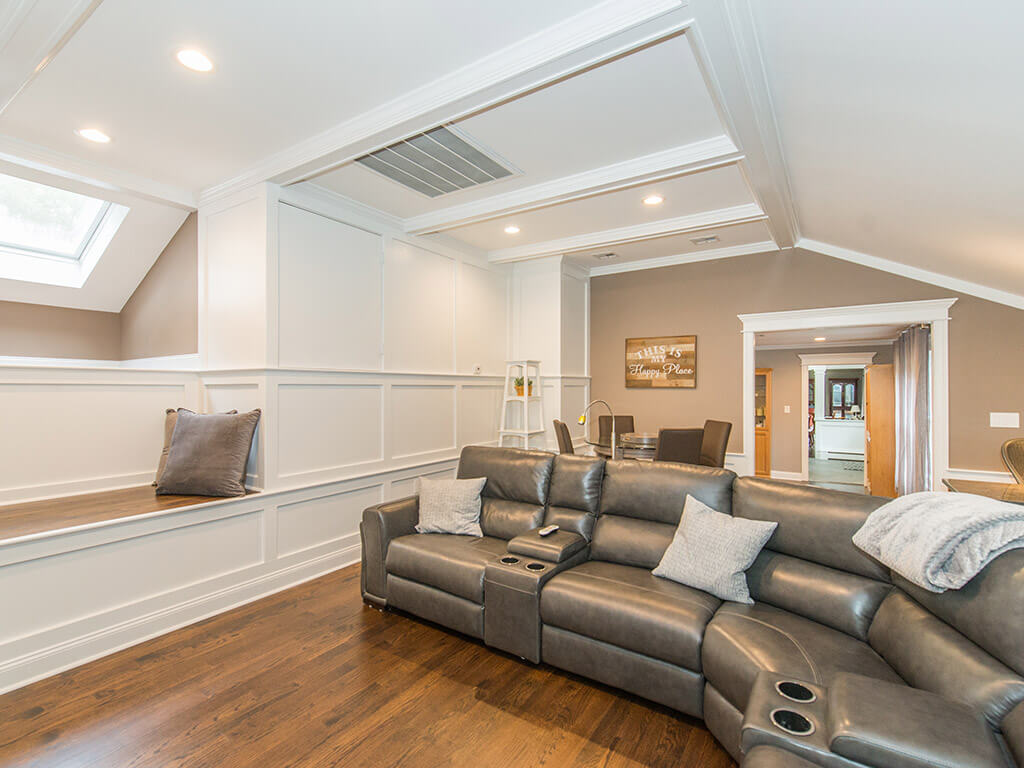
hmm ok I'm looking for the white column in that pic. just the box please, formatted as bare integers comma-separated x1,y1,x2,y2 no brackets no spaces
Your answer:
742,330,756,476
813,367,826,458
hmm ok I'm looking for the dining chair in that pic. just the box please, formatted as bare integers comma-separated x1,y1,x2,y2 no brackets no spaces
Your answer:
597,415,635,446
699,419,732,468
1002,438,1024,484
553,419,575,455
654,428,703,464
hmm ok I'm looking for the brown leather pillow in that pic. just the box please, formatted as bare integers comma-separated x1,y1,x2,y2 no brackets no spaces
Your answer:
153,408,236,485
157,409,260,497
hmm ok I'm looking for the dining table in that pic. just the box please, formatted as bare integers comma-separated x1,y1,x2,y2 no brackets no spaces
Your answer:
586,431,658,461
941,478,1024,505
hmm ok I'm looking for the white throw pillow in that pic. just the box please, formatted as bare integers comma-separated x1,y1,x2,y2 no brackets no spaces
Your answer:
415,476,487,536
653,495,777,604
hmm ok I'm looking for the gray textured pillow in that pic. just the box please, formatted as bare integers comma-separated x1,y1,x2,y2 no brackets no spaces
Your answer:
154,408,236,486
157,409,261,497
415,476,486,536
653,495,777,603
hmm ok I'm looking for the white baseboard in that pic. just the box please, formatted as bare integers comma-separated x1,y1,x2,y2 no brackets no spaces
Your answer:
944,467,1015,484
0,544,359,695
770,470,805,481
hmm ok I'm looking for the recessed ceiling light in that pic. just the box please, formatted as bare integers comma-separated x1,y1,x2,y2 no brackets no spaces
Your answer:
643,194,664,206
593,252,618,260
177,49,213,72
690,235,720,246
76,128,111,144
814,336,827,342
504,225,520,235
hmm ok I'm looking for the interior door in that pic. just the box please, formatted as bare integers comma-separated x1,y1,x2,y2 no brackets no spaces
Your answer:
755,368,772,477
865,364,896,497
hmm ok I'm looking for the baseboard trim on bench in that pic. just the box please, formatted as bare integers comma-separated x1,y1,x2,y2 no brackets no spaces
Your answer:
0,544,360,695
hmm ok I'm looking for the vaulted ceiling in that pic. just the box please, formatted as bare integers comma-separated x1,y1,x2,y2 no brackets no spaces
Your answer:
1,0,1021,311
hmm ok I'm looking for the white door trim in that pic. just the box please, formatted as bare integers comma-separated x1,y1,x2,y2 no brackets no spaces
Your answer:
739,298,957,489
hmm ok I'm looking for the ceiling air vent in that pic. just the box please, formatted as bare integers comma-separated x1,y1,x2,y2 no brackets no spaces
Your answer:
355,126,514,198
690,235,720,246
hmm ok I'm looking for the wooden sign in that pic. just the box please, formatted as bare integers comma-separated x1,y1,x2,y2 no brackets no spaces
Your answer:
625,336,696,388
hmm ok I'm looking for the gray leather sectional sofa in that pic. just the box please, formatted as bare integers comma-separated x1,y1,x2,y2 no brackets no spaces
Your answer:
360,446,1024,767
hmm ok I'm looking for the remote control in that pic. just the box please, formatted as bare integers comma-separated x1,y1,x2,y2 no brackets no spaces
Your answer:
538,524,559,537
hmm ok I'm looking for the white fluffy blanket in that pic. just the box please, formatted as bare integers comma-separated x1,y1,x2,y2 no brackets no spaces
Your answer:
852,491,1024,592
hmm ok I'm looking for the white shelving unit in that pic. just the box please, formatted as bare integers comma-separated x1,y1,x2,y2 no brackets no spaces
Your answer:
498,360,546,450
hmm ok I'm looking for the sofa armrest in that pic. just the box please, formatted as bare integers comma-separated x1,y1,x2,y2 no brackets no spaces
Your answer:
827,673,1007,768
360,495,419,605
507,529,587,563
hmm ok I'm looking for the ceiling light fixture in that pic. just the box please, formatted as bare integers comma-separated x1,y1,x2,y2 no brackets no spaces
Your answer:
176,49,214,72
593,252,618,260
814,337,827,342
76,128,111,143
504,225,520,235
643,194,664,206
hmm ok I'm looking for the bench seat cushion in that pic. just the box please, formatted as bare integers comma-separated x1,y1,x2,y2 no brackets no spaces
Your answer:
703,601,903,711
540,560,720,670
386,534,507,603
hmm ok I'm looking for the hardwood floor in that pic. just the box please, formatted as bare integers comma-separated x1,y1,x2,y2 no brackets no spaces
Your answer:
0,564,734,768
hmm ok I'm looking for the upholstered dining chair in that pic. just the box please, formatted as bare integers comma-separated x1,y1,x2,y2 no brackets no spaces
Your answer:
1002,438,1024,483
597,415,635,446
654,428,703,464
699,419,732,468
553,420,575,454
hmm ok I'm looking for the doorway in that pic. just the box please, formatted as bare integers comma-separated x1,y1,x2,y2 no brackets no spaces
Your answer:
805,358,874,493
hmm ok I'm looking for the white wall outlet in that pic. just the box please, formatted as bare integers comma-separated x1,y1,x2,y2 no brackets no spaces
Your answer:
784,405,791,414
472,364,482,375
990,412,1021,428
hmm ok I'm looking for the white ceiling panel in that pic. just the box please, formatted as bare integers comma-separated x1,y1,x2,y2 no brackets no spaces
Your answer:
440,164,753,251
564,219,775,269
752,0,1024,297
309,33,726,219
0,0,602,190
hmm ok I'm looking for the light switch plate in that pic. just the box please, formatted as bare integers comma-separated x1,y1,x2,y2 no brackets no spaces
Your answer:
784,405,791,414
990,412,1021,428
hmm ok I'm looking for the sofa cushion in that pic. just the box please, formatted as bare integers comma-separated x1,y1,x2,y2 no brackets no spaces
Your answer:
545,454,605,539
457,446,553,539
653,494,776,604
157,409,260,497
385,534,507,603
414,476,485,536
703,601,903,712
540,560,720,670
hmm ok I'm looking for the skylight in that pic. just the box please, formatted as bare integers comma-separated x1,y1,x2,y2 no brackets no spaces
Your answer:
0,172,112,261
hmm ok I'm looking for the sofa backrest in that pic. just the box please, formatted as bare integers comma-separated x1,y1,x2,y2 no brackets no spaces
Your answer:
591,460,735,568
545,454,605,540
868,548,1024,728
733,478,891,640
457,446,553,540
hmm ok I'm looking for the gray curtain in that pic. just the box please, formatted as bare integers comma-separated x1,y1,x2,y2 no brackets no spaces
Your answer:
893,325,931,494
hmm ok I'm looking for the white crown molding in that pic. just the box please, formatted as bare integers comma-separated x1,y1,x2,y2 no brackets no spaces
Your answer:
589,238,776,276
403,136,741,235
198,0,691,206
798,353,876,366
0,134,197,209
739,298,957,333
756,339,894,352
684,4,799,248
0,0,101,115
489,202,766,264
280,182,404,233
797,237,1024,311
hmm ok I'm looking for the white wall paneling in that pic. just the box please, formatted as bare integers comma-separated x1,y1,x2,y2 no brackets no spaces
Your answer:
458,383,504,447
275,483,382,560
202,374,268,489
390,384,457,460
0,366,200,503
456,261,509,375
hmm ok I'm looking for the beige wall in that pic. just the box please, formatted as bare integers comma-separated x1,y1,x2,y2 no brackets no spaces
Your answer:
120,212,198,360
0,300,121,360
590,247,1024,472
755,345,893,474
0,214,198,362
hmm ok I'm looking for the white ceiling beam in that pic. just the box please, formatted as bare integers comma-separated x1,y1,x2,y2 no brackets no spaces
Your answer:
488,202,765,263
684,0,799,247
0,134,197,209
402,136,741,236
0,0,102,116
201,0,693,207
588,238,777,276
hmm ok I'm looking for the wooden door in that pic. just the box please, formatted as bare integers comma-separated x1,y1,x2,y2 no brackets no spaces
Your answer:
755,368,772,477
866,364,896,497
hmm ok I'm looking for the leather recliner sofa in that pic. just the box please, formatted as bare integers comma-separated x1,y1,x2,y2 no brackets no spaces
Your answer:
360,446,1024,768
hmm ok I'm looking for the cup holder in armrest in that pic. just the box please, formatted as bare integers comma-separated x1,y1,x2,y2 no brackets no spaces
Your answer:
775,681,816,703
770,709,815,737
526,562,546,571
500,556,520,564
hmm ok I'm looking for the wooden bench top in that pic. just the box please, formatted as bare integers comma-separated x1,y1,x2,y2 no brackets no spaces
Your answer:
0,486,245,542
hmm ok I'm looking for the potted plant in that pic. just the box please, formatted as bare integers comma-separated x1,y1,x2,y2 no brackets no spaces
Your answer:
513,377,534,396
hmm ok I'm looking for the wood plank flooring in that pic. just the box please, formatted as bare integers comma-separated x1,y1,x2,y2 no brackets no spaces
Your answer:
0,486,252,542
0,564,735,768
